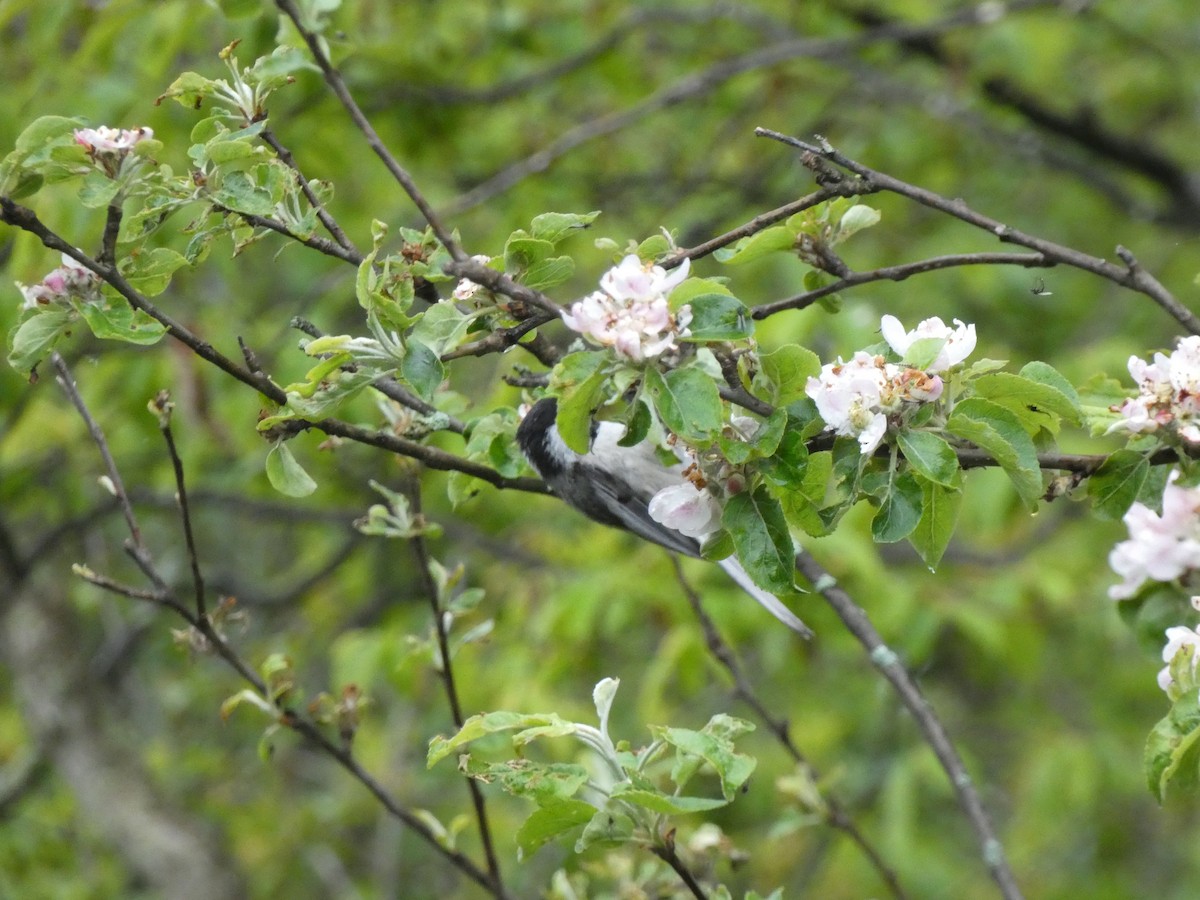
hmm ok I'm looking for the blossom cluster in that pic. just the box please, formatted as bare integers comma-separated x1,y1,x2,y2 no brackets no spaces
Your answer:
562,254,692,362
1108,471,1200,601
16,253,101,311
805,315,976,454
1108,336,1200,443
73,126,153,178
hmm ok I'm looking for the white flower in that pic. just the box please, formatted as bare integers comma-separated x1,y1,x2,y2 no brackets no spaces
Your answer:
74,126,153,156
562,254,692,362
1110,337,1200,442
1108,471,1200,600
804,352,893,454
648,482,721,538
1158,625,1200,693
880,314,976,373
72,126,153,179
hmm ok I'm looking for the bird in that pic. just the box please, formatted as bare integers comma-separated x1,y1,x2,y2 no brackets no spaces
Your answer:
516,396,812,638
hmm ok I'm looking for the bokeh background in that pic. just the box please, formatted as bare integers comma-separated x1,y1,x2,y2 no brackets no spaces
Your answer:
2,1,1198,897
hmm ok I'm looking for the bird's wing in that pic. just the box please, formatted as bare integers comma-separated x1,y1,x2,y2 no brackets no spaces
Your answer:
586,465,704,558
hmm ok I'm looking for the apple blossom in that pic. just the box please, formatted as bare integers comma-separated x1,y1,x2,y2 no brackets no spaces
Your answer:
1108,471,1200,600
562,254,692,362
73,125,153,178
647,481,722,538
1110,336,1200,443
880,314,977,373
16,254,101,310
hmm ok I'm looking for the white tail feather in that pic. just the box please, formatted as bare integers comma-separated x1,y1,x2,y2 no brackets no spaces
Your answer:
717,557,813,639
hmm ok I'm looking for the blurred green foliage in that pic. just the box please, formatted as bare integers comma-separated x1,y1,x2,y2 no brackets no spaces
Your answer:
3,0,1200,898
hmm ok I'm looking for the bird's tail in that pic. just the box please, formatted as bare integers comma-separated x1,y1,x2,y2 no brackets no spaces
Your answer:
717,556,813,639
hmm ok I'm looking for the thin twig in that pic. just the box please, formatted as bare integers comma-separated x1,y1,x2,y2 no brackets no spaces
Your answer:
753,252,1053,319
755,128,1200,335
260,127,359,255
408,483,507,897
153,392,207,618
273,0,463,259
225,208,363,265
51,353,142,546
667,187,842,267
651,841,709,900
794,551,1023,900
670,558,908,900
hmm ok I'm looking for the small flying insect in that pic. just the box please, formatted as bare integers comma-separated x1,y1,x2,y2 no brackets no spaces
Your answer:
1030,278,1053,296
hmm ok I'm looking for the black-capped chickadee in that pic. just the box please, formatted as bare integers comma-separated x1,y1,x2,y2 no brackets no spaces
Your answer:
516,397,812,638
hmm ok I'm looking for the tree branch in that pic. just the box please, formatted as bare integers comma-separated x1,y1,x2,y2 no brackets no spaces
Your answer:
794,551,1023,900
755,129,1200,335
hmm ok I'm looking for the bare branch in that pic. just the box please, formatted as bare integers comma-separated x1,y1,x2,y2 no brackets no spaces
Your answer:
754,252,1053,319
152,392,208,618
794,551,1023,900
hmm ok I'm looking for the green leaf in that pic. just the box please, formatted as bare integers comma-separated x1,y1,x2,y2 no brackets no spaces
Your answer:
6,307,74,375
427,711,570,767
550,351,610,453
712,225,795,265
516,800,597,857
1146,692,1200,803
212,168,278,216
901,336,948,370
575,807,636,851
609,784,727,814
0,115,83,195
909,476,962,570
722,487,795,594
75,299,167,346
401,338,444,401
945,398,1042,509
411,303,476,356
679,293,753,342
522,255,575,291
77,171,122,209
504,236,555,272
1019,360,1082,413
529,210,600,245
159,71,220,109
651,722,757,801
643,366,722,442
1087,449,1150,520
872,472,924,543
121,247,189,297
758,344,821,406
973,370,1082,432
460,757,589,805
896,430,959,487
265,441,318,497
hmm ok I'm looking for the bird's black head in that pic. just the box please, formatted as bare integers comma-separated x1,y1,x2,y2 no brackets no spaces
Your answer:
516,396,567,478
